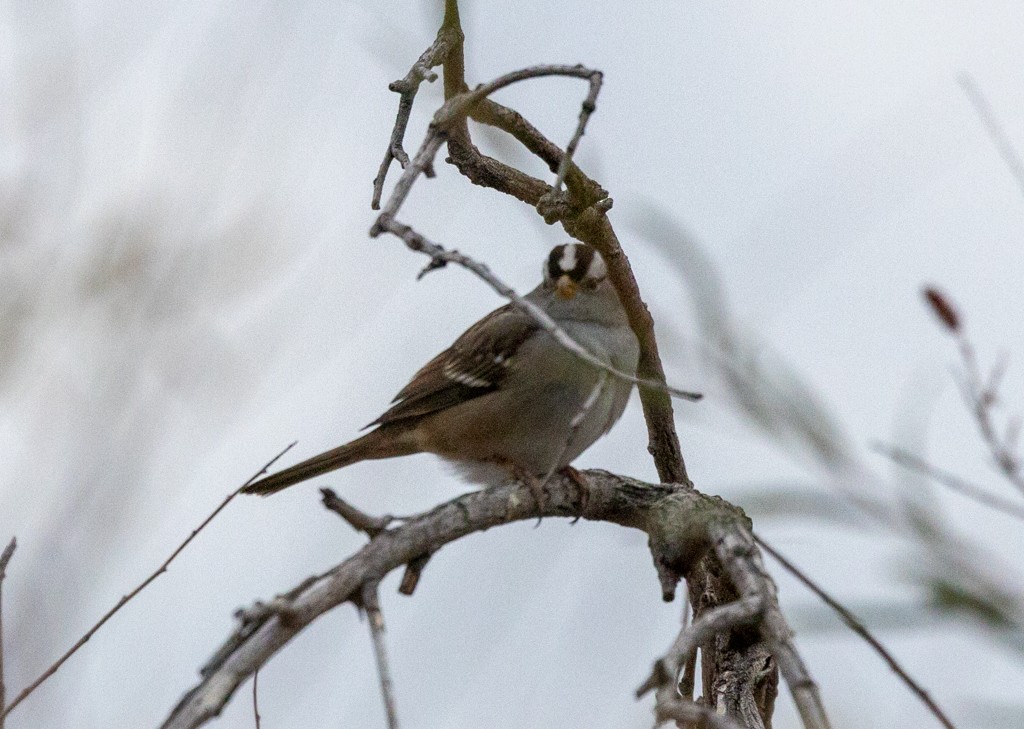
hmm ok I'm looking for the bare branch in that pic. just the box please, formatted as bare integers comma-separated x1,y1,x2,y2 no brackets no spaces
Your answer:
356,10,813,729
0,537,16,729
373,63,606,226
360,583,400,729
756,536,957,729
159,473,797,729
0,444,296,721
876,443,1024,522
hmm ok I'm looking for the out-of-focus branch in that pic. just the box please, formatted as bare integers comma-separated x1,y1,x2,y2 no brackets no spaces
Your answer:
876,444,1024,522
756,536,958,729
160,472,805,729
923,286,1024,496
0,444,296,722
959,75,1024,201
0,537,16,729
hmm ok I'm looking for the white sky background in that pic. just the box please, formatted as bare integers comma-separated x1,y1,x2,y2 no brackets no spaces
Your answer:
1,1,1024,727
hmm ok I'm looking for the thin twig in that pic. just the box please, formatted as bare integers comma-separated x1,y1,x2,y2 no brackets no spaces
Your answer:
0,443,296,721
959,74,1024,201
252,669,261,729
755,535,958,729
875,443,1024,522
550,70,602,194
677,590,697,703
923,286,1024,496
361,583,399,729
0,537,16,729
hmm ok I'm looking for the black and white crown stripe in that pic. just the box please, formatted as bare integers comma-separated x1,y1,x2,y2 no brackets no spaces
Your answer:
545,243,607,284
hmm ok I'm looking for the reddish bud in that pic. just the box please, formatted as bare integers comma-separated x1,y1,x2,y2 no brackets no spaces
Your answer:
923,286,961,333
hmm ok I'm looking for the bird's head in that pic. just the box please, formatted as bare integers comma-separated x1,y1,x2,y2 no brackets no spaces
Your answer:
542,242,608,300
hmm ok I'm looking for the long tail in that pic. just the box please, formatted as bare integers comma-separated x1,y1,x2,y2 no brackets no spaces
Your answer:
242,427,415,496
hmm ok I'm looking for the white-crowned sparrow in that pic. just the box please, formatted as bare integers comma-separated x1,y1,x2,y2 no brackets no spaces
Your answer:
242,242,639,496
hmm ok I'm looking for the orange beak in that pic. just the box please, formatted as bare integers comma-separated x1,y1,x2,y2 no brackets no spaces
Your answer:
555,275,578,299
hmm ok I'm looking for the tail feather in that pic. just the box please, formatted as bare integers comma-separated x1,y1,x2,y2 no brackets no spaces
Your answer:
242,428,413,496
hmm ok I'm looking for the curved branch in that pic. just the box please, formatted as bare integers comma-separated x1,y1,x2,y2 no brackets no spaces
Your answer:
160,472,770,728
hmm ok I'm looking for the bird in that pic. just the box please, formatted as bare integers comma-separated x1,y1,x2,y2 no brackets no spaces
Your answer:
242,242,640,497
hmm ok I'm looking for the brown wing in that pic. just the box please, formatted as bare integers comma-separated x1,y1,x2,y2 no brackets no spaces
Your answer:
368,303,539,427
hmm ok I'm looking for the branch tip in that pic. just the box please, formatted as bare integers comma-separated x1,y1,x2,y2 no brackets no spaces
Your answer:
320,488,393,537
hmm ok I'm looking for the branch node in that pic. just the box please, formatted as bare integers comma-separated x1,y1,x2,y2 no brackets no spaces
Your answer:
535,190,571,225
390,144,410,169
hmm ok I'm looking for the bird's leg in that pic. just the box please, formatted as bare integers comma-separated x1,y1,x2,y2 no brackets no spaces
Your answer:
559,465,590,524
518,467,547,514
491,458,547,520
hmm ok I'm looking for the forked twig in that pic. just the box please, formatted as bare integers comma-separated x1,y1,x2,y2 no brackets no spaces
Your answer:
371,25,462,209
